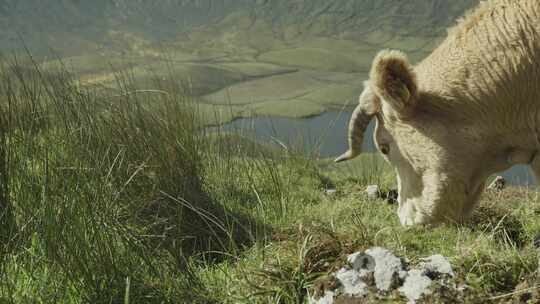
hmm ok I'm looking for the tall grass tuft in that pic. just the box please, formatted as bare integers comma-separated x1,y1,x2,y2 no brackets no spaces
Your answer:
0,57,319,303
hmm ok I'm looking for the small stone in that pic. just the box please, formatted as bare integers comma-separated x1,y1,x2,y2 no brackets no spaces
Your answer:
347,252,375,272
325,189,337,195
399,269,433,303
366,185,380,199
335,268,369,297
310,290,335,304
487,176,506,191
365,247,404,291
398,270,409,280
419,255,454,278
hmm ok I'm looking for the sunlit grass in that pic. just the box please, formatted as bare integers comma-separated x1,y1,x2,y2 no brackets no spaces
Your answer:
0,58,325,303
1,55,539,304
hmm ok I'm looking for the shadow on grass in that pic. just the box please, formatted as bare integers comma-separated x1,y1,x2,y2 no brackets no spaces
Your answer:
465,187,540,249
0,58,273,303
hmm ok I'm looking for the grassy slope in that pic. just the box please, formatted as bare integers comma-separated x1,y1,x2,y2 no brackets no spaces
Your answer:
199,156,540,303
0,62,538,303
257,48,367,73
10,1,539,302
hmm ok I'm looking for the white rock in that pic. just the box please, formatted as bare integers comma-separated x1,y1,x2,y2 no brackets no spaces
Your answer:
335,268,368,297
419,255,454,277
399,269,433,303
325,189,337,195
398,270,409,280
347,252,375,272
309,291,335,304
365,247,403,291
365,185,380,199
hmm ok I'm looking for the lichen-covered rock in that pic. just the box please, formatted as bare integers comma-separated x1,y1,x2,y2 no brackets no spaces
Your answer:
335,268,369,297
310,248,460,303
347,252,375,273
399,269,432,303
310,291,335,304
418,255,454,278
365,247,403,291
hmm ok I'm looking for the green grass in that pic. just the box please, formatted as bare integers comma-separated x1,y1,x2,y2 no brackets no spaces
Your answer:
216,62,297,78
199,69,363,119
249,99,327,118
7,2,540,298
40,54,155,77
195,172,540,303
258,48,366,73
94,63,247,96
298,83,363,109
201,70,325,105
1,56,539,304
0,59,293,302
195,103,245,126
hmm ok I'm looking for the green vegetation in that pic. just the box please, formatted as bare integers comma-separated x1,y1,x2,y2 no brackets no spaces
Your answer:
258,48,365,73
0,61,256,302
23,0,479,124
0,61,538,303
249,99,327,119
6,1,538,302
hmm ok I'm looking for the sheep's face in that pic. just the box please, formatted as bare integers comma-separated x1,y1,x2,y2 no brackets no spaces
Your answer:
337,50,487,226
372,102,484,226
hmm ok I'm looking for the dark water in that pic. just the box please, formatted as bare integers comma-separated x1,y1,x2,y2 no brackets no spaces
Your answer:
213,111,536,186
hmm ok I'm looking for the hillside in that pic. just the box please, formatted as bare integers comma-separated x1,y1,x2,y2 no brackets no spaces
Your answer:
0,0,250,56
7,0,478,123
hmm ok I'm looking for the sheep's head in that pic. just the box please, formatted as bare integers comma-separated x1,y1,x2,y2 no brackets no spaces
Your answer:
336,50,487,226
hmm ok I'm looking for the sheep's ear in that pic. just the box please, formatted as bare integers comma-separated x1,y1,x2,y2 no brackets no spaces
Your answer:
369,50,417,117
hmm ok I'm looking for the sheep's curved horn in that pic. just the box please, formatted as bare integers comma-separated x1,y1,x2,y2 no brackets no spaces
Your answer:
334,86,378,163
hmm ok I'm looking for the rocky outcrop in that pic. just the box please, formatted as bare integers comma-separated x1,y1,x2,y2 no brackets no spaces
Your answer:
310,248,465,304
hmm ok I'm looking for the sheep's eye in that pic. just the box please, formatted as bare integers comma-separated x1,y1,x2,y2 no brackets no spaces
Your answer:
380,144,390,155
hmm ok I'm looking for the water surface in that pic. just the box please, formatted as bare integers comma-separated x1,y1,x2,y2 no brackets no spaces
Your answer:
214,111,535,186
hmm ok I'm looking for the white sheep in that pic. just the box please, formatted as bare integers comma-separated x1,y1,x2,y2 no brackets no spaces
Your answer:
336,0,540,225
